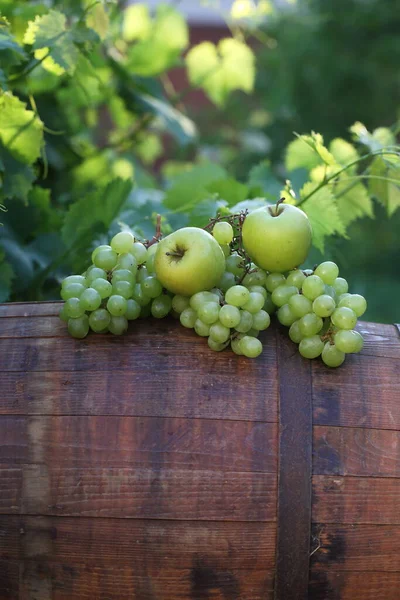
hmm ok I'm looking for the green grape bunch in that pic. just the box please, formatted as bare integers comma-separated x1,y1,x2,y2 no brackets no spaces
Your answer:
59,207,367,368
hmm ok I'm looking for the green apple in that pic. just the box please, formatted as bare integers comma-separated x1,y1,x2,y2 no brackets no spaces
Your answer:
242,203,312,272
154,227,225,296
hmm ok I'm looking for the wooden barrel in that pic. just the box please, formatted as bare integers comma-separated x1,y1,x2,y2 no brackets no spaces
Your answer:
1,301,399,600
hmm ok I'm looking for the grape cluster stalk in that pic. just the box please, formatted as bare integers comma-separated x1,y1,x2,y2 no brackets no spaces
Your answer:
59,217,366,367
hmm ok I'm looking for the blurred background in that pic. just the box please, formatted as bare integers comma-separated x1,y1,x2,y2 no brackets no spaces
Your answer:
1,0,399,322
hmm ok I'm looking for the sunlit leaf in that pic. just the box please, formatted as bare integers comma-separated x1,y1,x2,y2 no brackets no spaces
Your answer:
369,156,400,216
0,93,43,165
300,182,346,252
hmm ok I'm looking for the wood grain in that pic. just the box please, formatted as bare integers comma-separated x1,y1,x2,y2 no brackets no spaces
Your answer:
312,355,400,430
0,316,66,338
1,465,277,521
310,523,400,572
275,329,312,600
313,426,400,477
0,559,275,600
309,571,400,600
0,516,276,570
0,368,278,422
0,415,278,473
0,301,61,318
313,475,400,523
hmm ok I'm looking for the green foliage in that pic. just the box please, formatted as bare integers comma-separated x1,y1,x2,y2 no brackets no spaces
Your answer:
0,0,399,317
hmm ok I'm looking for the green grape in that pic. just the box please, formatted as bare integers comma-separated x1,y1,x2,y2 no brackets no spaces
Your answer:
240,336,263,358
112,269,135,285
209,322,231,343
86,268,107,283
125,299,141,320
225,253,245,276
266,273,286,292
146,253,156,273
263,294,276,315
65,297,85,319
62,275,87,288
242,269,267,287
61,282,86,300
132,283,151,307
108,316,128,335
286,269,306,289
91,277,112,299
220,244,231,258
219,271,236,292
301,275,325,300
248,285,267,299
299,336,324,359
151,295,172,318
242,291,265,314
137,266,149,283
91,244,111,263
89,308,111,332
252,310,270,331
312,294,336,318
314,261,339,285
271,285,298,308
225,285,250,307
131,241,147,264
197,302,220,324
107,295,128,316
277,304,297,327
113,280,134,299
208,337,227,352
180,307,198,328
338,292,351,303
190,291,220,311
247,328,260,337
172,295,190,314
298,313,323,337
231,335,244,355
338,294,367,317
289,320,303,344
322,342,345,367
213,221,234,244
289,294,312,318
334,329,364,353
141,276,163,299
94,248,118,271
140,303,152,318
324,284,336,298
117,253,138,272
235,310,253,333
59,304,68,322
111,231,134,254
333,277,349,295
219,304,241,328
331,307,357,330
79,288,102,311
194,319,211,337
68,315,89,339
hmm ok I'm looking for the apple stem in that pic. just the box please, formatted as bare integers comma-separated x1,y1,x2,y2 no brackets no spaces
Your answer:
166,250,184,258
145,214,163,248
271,197,285,217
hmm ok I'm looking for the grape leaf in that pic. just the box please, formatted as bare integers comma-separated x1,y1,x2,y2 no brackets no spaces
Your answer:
123,4,151,42
85,3,109,40
25,10,79,73
350,122,396,152
286,133,335,172
186,39,255,107
163,163,227,210
206,178,248,207
127,4,188,76
62,178,132,247
300,182,346,252
0,27,25,67
369,156,400,216
0,93,43,165
0,250,14,303
247,160,282,199
329,138,359,167
0,144,35,202
134,93,197,145
335,178,373,226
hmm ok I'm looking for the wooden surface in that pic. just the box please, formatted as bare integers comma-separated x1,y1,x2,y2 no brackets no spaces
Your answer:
0,301,399,600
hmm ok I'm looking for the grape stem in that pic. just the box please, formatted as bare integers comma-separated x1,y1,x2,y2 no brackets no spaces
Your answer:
145,214,163,248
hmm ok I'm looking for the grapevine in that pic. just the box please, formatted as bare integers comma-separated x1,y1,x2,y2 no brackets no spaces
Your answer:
59,202,366,367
